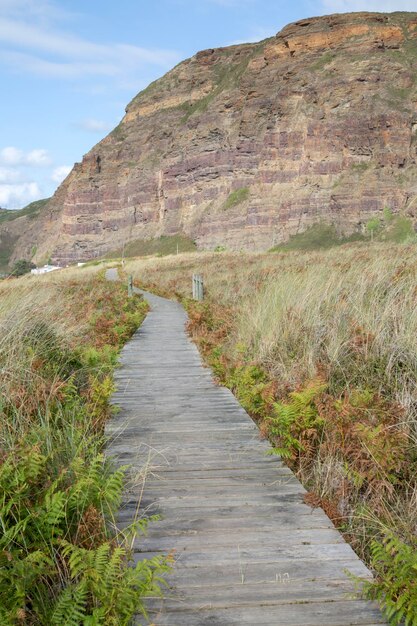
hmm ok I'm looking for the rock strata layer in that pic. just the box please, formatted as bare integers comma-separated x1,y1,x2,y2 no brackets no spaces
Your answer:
7,11,417,263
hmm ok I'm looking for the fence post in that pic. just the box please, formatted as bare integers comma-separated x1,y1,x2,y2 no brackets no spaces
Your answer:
198,274,204,301
192,274,204,301
128,274,133,297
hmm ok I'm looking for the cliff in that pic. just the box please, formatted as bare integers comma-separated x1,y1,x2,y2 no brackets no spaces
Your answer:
6,11,417,263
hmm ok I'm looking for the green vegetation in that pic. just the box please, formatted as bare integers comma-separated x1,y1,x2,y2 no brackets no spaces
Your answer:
126,77,161,111
268,380,327,461
180,45,262,122
106,234,197,259
270,222,364,252
365,209,416,243
110,122,127,142
222,187,250,210
0,269,168,624
0,198,50,225
10,258,36,276
384,215,415,242
387,86,413,101
0,199,50,271
362,531,417,626
309,51,335,71
270,215,416,253
351,162,371,173
126,243,417,624
365,216,382,239
0,232,18,272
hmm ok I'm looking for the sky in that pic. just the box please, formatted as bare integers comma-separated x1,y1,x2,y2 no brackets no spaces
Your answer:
0,0,415,209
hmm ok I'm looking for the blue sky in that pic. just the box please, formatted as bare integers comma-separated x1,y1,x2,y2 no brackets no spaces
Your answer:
0,0,415,208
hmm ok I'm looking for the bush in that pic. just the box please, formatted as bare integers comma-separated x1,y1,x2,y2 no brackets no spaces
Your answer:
11,258,36,276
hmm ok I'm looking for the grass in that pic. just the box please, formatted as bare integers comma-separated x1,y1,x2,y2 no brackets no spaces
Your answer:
309,51,335,71
110,122,127,142
222,187,250,210
180,45,261,122
0,198,50,225
270,222,365,252
383,215,415,242
0,199,51,271
0,267,168,624
0,231,19,272
125,242,417,623
105,234,197,259
351,162,371,173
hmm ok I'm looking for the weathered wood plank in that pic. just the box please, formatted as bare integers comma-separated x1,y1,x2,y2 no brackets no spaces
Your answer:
145,601,385,626
105,271,385,625
145,579,363,610
134,556,372,587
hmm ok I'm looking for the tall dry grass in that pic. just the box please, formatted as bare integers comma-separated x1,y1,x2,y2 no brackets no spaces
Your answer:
126,243,417,622
126,245,417,427
0,267,168,625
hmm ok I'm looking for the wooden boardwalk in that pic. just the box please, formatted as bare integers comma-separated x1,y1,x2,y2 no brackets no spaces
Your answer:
106,270,385,625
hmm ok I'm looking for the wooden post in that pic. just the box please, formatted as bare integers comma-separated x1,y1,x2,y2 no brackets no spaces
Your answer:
192,274,204,301
198,275,204,301
128,274,133,297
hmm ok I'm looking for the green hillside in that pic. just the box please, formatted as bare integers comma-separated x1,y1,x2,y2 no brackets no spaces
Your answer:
0,198,50,225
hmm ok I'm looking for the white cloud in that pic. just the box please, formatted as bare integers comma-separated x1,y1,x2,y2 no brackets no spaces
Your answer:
0,146,23,165
0,167,21,183
0,9,181,82
0,146,51,167
0,50,121,78
75,118,112,133
202,0,254,5
228,26,276,46
0,181,41,208
0,144,56,208
320,0,417,12
51,165,71,183
27,148,51,166
0,0,70,22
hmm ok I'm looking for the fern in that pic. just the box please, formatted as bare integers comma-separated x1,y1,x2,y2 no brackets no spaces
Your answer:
59,540,170,624
44,490,66,527
228,364,270,417
50,583,88,626
268,379,327,460
0,277,164,625
362,531,417,625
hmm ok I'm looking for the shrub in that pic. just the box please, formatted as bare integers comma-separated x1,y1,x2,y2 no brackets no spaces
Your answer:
11,258,36,276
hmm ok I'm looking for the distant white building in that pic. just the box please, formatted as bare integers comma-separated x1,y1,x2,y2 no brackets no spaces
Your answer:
31,264,62,275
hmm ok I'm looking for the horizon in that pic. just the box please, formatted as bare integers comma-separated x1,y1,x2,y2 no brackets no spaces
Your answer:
1,0,416,210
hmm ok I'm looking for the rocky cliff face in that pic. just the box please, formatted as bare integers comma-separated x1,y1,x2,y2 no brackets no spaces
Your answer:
7,11,417,263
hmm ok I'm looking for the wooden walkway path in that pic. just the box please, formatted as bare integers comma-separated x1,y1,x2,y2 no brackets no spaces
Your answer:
105,269,385,625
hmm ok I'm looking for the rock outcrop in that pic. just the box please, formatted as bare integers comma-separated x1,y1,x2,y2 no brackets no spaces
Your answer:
6,11,417,263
